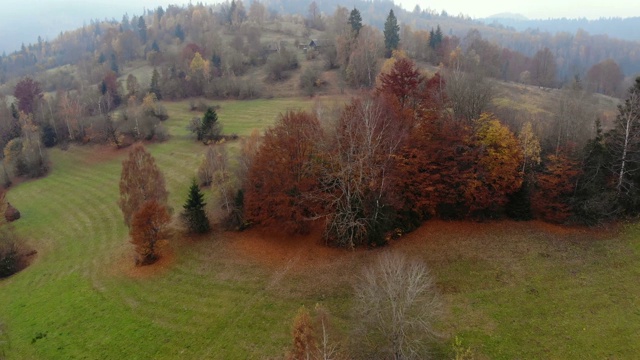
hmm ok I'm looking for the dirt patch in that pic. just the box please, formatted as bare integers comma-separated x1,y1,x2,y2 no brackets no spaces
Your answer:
107,241,177,279
226,223,347,270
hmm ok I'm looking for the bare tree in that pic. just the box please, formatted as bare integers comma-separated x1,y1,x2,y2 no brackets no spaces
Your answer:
352,252,441,360
446,50,492,122
320,97,404,248
551,78,596,154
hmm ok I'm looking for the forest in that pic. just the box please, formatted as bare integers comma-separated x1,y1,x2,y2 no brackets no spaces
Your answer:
1,1,640,359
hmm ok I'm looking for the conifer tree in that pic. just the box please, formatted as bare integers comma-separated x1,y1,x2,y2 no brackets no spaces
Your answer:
182,179,210,234
150,68,161,100
383,10,400,57
348,8,363,35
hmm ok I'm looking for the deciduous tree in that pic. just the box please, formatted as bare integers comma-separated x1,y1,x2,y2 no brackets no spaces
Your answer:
287,306,317,360
532,152,581,223
14,77,42,114
353,252,440,360
118,143,168,227
130,199,170,265
322,97,404,247
245,111,322,234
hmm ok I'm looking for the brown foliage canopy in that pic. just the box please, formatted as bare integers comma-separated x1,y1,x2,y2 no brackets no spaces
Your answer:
245,110,322,234
118,143,168,227
14,77,42,114
130,199,171,265
532,152,581,223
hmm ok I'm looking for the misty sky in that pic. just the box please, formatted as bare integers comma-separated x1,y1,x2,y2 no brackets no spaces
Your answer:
1,0,639,53
398,0,638,19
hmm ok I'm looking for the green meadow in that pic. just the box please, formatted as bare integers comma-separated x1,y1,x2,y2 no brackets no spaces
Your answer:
1,97,639,359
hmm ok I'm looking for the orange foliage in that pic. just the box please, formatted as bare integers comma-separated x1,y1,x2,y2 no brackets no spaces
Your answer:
118,143,168,227
130,199,171,266
244,111,322,234
287,306,317,360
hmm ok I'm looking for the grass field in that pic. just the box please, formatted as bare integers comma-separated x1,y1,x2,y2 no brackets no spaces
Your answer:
1,97,639,359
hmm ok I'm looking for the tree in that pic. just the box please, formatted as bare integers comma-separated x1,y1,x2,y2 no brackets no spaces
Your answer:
383,10,400,57
14,77,42,114
126,74,140,99
4,112,48,179
287,306,317,360
551,78,595,153
150,68,162,100
531,48,556,88
118,143,169,227
190,107,222,142
248,1,266,24
245,111,322,234
574,119,618,223
137,16,147,44
586,59,624,97
182,179,210,234
130,199,170,265
322,97,404,248
353,252,440,360
467,113,523,213
346,26,383,88
446,49,492,122
348,8,363,35
174,24,185,42
519,122,541,173
606,77,640,213
532,152,581,223
377,56,423,110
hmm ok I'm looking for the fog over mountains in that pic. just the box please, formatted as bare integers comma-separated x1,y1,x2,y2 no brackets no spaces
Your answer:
481,15,640,42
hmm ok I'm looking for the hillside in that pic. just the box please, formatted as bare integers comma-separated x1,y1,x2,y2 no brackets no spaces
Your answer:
1,99,639,358
2,2,640,359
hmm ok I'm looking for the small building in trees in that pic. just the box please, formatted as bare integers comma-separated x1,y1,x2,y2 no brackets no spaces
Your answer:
308,39,332,50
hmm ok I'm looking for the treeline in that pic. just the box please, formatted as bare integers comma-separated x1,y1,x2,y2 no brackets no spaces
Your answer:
0,73,170,187
206,57,640,248
483,16,640,42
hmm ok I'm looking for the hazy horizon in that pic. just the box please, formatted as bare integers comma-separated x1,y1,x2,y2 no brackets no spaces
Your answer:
2,0,639,54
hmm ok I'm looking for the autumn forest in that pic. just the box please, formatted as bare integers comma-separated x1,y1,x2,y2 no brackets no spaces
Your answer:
1,0,640,359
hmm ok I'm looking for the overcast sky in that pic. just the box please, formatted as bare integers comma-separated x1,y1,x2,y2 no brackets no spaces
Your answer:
397,0,639,19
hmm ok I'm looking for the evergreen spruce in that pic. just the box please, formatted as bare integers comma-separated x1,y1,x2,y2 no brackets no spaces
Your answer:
348,8,363,35
182,179,210,234
383,10,400,57
198,107,222,142
150,68,161,100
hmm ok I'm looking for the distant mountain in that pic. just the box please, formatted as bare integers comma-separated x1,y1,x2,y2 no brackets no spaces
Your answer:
486,13,528,21
479,17,640,42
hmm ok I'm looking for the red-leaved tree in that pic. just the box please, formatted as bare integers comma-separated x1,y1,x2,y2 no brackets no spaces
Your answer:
244,110,322,234
14,77,42,114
